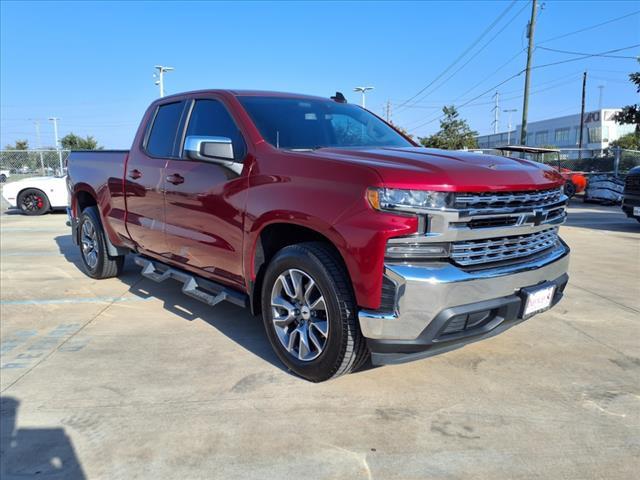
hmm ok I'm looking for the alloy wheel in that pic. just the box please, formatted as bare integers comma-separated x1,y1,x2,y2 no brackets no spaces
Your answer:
270,268,329,361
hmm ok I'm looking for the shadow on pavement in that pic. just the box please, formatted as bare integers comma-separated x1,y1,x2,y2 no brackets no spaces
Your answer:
54,234,376,377
0,396,86,480
566,200,640,234
54,234,288,373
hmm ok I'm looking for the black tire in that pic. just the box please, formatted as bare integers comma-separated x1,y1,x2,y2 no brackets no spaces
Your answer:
564,181,577,198
0,174,6,183
261,242,369,382
78,206,125,279
17,188,50,215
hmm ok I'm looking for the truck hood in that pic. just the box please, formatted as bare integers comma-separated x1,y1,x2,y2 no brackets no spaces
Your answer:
314,147,564,192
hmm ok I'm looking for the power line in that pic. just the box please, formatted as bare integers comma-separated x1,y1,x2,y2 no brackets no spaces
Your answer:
538,10,640,44
395,0,518,112
404,0,530,108
531,44,640,70
538,45,639,59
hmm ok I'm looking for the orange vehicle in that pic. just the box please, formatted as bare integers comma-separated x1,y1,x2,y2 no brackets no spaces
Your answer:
496,146,587,198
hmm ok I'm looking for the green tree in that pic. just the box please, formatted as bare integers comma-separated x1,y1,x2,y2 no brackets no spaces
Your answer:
60,133,101,150
389,122,414,140
4,139,29,150
613,62,640,133
418,106,478,150
610,132,640,150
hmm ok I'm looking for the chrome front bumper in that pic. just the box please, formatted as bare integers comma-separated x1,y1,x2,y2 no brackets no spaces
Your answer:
359,241,570,341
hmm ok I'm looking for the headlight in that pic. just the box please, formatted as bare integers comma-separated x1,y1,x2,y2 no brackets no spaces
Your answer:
367,187,451,213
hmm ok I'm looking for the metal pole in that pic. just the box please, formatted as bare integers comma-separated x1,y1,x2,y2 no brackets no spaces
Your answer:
614,146,621,177
33,120,45,175
503,109,517,145
520,0,537,146
492,91,500,134
578,71,587,160
49,117,63,173
154,66,174,98
598,85,604,110
361,91,366,108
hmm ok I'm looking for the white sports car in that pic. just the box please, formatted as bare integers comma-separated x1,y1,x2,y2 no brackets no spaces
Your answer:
1,175,68,215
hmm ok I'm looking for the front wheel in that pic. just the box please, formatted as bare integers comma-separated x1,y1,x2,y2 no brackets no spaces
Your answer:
78,206,125,279
261,242,369,382
18,188,50,215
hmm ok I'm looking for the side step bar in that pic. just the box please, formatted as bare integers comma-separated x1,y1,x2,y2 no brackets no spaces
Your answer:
134,256,247,308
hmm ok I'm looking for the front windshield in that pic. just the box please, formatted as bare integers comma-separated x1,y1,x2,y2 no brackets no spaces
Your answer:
238,96,413,150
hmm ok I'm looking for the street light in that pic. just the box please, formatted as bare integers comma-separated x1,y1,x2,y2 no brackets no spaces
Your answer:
154,65,174,98
503,109,518,145
48,117,63,173
353,86,374,109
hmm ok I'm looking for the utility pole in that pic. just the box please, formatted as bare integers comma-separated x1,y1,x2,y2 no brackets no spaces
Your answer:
492,91,500,134
33,119,45,174
154,65,174,97
503,108,518,145
385,99,392,122
353,86,374,109
520,0,538,146
578,71,587,159
48,117,63,173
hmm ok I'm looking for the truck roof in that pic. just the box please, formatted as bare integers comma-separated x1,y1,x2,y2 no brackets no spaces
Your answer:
161,89,329,101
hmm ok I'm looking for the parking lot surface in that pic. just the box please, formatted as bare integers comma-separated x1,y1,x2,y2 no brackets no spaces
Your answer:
1,201,639,479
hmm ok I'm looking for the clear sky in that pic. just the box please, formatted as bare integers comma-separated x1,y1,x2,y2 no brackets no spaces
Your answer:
1,0,638,149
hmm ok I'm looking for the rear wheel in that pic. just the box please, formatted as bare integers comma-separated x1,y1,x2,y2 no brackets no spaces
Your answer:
18,188,50,215
0,174,6,183
261,242,369,382
78,206,125,279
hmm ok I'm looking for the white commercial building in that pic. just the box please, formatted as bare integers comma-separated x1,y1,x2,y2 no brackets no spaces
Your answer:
476,109,635,157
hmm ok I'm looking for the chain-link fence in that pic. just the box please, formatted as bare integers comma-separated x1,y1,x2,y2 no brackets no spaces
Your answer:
468,147,640,177
0,149,70,182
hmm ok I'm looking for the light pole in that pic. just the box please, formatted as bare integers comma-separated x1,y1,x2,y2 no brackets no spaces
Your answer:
503,109,517,145
353,86,374,109
48,117,63,173
154,65,174,97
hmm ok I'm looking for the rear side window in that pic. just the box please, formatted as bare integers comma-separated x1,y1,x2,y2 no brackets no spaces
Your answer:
146,101,185,157
185,99,246,160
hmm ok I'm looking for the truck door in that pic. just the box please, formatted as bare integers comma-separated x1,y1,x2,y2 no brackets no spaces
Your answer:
163,98,248,288
125,100,186,254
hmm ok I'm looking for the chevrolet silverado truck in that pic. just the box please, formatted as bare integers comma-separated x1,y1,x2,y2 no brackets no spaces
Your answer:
66,90,570,382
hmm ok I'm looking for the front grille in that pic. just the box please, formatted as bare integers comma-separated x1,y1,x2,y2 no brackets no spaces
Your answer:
454,187,564,213
451,227,559,267
625,174,640,195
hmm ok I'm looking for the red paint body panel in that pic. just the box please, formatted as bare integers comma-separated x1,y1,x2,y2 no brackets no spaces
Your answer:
67,89,564,310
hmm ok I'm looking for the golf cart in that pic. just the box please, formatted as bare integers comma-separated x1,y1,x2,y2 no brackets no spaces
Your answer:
494,145,587,198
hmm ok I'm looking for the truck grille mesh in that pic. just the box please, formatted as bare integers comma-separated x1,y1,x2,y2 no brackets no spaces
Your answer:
451,227,559,267
454,187,564,212
625,174,640,195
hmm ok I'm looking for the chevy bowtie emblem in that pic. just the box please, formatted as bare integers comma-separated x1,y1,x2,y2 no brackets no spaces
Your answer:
533,209,548,226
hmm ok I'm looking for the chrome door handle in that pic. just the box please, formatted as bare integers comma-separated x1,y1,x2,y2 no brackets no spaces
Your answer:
128,169,142,180
166,173,185,185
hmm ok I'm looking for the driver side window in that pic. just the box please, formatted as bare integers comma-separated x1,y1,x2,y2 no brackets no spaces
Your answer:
185,99,246,160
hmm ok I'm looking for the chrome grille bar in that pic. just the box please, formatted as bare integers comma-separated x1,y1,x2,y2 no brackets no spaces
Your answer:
454,187,564,212
451,227,559,267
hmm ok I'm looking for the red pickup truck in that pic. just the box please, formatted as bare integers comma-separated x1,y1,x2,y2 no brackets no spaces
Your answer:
67,90,570,382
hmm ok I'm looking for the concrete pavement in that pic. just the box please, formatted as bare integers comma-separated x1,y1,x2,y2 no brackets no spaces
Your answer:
1,202,638,479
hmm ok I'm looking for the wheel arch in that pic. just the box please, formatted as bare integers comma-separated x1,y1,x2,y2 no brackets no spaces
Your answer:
248,220,352,316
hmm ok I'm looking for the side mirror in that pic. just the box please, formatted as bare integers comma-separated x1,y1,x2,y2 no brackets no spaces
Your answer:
184,136,235,162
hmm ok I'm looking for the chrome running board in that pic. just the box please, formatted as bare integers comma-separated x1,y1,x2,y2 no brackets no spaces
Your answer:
134,256,247,308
